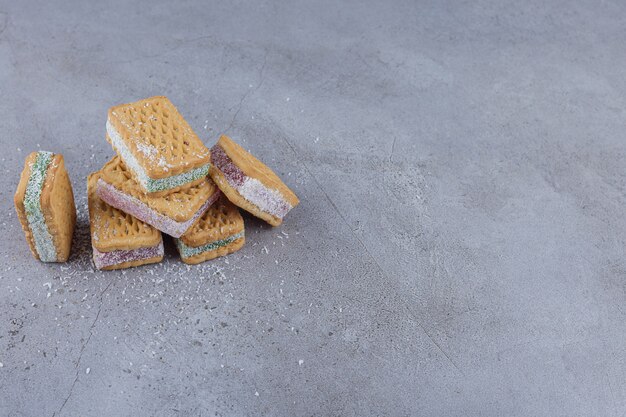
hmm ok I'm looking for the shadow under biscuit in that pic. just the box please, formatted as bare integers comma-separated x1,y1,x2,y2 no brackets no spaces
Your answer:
161,234,179,262
240,210,266,229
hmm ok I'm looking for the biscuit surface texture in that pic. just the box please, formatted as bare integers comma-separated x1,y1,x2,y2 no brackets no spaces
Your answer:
175,197,245,264
180,196,244,247
88,172,163,270
96,157,220,238
44,155,77,262
88,172,162,252
99,156,218,221
107,96,210,193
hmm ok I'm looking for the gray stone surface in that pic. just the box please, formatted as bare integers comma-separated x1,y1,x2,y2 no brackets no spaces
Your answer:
1,0,625,415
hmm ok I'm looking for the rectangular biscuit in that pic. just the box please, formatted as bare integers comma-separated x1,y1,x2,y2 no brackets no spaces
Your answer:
175,197,245,264
88,171,164,270
14,151,76,262
96,156,220,238
209,135,299,226
106,96,211,195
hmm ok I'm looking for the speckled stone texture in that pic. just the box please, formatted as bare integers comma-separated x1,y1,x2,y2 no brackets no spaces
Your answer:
1,1,626,416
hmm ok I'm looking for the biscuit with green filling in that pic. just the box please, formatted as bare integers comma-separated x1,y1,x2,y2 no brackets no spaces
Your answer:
106,96,211,196
14,151,76,262
175,197,245,264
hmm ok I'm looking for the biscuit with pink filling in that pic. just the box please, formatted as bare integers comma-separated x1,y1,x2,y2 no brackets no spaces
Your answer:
209,135,299,226
88,171,164,270
96,156,220,238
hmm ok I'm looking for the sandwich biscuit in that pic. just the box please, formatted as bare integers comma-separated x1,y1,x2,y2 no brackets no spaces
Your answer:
209,135,299,226
88,172,163,270
106,96,211,196
175,197,245,264
14,151,76,262
96,156,220,238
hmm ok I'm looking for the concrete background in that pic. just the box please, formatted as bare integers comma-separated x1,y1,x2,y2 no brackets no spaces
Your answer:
1,0,625,415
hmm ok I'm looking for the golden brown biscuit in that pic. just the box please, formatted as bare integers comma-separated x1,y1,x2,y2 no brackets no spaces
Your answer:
175,197,245,264
14,151,76,262
209,135,299,226
88,171,164,270
106,96,211,195
96,156,220,238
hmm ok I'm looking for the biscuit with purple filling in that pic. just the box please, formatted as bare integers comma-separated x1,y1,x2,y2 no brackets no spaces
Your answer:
88,171,163,270
209,135,299,226
96,156,220,238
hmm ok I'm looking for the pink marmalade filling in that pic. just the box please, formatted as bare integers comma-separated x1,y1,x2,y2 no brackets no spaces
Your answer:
211,145,292,219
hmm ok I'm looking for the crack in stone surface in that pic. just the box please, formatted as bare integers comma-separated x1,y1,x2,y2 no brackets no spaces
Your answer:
223,51,268,134
0,12,8,37
53,281,113,417
279,133,465,376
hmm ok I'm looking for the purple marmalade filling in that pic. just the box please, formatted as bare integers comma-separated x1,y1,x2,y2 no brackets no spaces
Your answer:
211,145,246,186
211,145,292,219
93,241,164,269
96,178,219,238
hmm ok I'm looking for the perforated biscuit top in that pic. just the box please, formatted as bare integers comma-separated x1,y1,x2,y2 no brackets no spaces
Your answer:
108,96,210,179
216,135,299,207
99,156,218,222
88,172,161,252
180,197,244,247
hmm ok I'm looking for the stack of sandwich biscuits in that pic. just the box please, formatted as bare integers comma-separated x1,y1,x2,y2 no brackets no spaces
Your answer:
15,95,300,270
